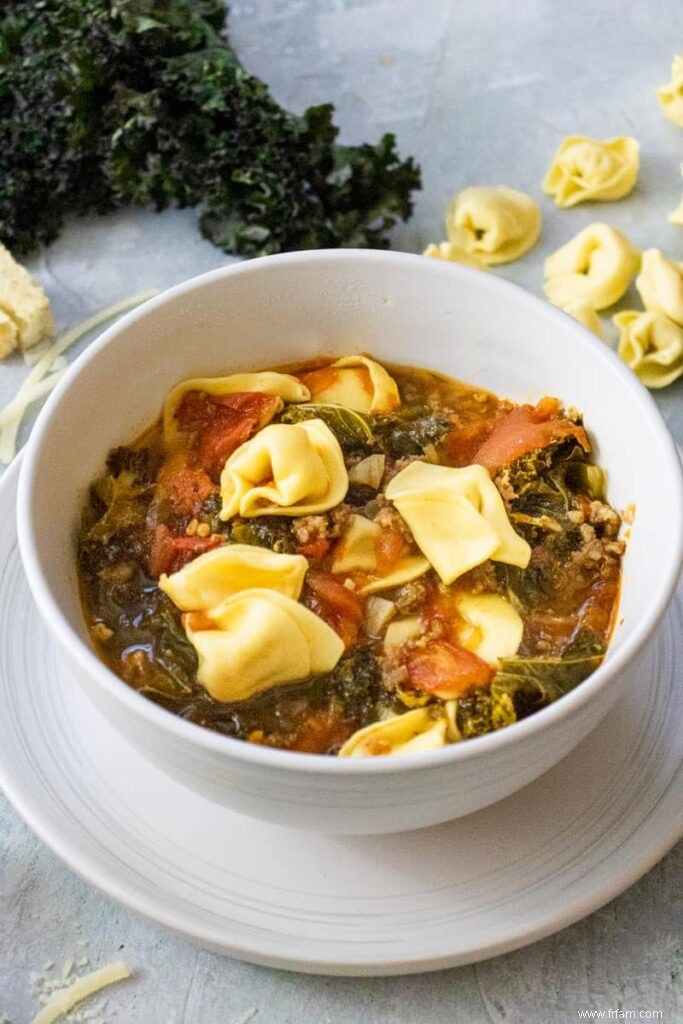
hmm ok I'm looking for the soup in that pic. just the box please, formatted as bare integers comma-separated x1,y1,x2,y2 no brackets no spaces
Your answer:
77,356,623,756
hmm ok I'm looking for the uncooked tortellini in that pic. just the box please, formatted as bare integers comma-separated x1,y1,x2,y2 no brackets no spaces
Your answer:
542,136,639,208
220,418,348,520
339,706,452,757
385,461,530,585
331,513,430,594
635,248,683,326
544,224,640,311
159,544,309,610
163,371,309,443
446,187,541,265
422,241,489,271
657,54,683,127
298,356,399,414
613,310,683,389
185,589,344,702
561,302,603,338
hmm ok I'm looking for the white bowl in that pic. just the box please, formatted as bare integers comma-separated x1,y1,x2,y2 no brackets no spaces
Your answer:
17,250,683,835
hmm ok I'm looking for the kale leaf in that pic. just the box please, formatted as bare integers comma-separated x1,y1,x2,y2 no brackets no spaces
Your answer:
372,406,452,458
281,402,374,452
0,0,420,256
456,638,605,739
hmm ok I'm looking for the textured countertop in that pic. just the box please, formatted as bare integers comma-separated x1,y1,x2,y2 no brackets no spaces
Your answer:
1,1,682,1021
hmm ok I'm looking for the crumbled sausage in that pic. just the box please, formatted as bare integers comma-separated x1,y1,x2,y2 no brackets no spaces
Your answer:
394,579,428,614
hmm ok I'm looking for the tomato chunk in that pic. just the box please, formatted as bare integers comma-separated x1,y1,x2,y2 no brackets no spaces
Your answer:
177,391,280,478
304,570,364,649
148,524,221,578
289,708,355,754
374,528,407,576
297,537,331,560
156,453,217,516
406,640,494,698
472,398,590,472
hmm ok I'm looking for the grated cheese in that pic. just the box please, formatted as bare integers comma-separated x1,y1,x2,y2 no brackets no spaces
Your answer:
30,961,130,1024
231,1010,258,1024
0,290,156,464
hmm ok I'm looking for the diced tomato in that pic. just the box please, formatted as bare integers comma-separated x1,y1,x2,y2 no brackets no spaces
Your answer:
297,537,331,560
374,528,407,576
304,570,364,649
177,391,280,478
472,398,590,472
148,524,221,578
156,453,217,517
442,418,499,468
405,640,494,698
289,708,355,754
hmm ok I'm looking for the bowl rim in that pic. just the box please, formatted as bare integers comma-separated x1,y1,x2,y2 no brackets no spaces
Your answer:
17,247,683,775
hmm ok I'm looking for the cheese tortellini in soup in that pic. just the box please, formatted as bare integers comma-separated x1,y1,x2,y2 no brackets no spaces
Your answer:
163,371,309,442
220,418,348,520
331,514,430,594
542,136,639,207
159,544,309,610
339,706,452,757
657,54,683,127
385,462,531,585
455,593,523,665
185,589,344,702
446,186,541,265
613,310,683,389
544,224,640,310
635,249,683,326
298,356,400,414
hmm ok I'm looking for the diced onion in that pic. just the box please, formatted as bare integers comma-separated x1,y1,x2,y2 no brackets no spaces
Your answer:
365,595,396,636
348,454,385,489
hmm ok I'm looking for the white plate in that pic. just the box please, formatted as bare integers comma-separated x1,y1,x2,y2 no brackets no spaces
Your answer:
1,458,681,976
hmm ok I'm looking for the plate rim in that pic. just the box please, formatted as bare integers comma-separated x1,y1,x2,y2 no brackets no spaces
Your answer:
1,455,681,976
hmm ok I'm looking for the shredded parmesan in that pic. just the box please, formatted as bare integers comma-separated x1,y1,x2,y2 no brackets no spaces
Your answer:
0,290,156,464
231,1010,258,1024
30,961,130,1024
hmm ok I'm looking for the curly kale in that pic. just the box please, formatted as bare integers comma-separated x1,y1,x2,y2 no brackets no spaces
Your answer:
0,0,420,256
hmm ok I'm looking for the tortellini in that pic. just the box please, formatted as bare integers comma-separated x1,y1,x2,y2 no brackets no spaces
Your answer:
338,706,452,757
298,356,400,414
163,371,310,442
543,224,640,311
454,593,523,665
422,241,489,271
219,418,348,520
635,248,683,326
542,136,639,207
331,514,430,594
657,54,683,127
159,544,308,610
669,198,683,226
561,302,603,338
185,589,344,702
385,462,531,585
446,186,541,265
613,310,683,389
